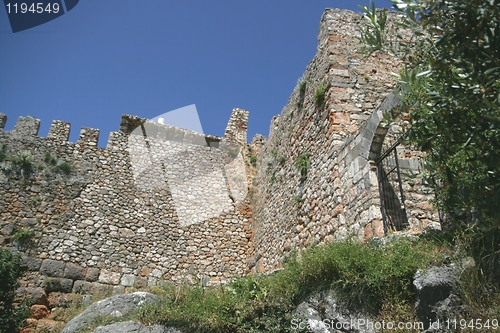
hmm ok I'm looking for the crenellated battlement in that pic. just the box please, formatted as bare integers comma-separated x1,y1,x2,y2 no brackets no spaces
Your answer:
0,113,6,130
12,115,40,138
224,108,249,145
106,130,128,150
77,127,100,146
0,108,249,150
47,120,71,142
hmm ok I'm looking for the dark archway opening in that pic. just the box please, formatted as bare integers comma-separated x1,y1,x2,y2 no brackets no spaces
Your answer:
376,140,409,233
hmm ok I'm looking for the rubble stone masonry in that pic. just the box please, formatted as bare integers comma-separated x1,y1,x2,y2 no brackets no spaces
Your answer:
0,9,439,300
0,110,253,295
251,9,440,272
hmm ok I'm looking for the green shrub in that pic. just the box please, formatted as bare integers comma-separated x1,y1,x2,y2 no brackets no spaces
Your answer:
270,174,276,183
249,156,257,165
278,156,285,165
44,152,57,165
10,151,33,176
12,228,35,250
0,249,29,332
313,83,327,109
299,80,307,95
58,162,72,175
0,144,6,162
295,153,310,180
296,80,308,111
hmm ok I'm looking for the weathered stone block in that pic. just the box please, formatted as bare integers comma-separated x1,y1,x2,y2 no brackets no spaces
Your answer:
119,228,135,238
73,280,93,294
417,201,433,211
111,286,124,296
64,263,86,280
44,278,74,293
134,276,148,289
40,259,65,278
91,282,113,296
30,304,49,319
25,318,38,330
139,266,150,277
21,256,42,271
246,252,261,269
20,218,37,227
329,111,350,125
364,222,374,240
329,68,350,77
120,274,135,287
85,267,100,282
23,287,48,306
98,270,121,285
414,265,459,327
1,222,14,236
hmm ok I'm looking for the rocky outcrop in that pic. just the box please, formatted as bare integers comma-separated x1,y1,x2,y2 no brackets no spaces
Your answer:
61,292,159,333
414,258,475,331
92,321,182,333
293,290,375,333
414,265,458,326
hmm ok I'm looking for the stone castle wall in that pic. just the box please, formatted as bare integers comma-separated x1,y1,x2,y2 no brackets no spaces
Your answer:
0,9,441,298
0,110,253,295
250,9,440,272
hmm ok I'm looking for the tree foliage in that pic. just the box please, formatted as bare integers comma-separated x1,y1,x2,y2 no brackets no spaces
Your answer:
387,0,500,275
0,249,28,332
359,2,388,53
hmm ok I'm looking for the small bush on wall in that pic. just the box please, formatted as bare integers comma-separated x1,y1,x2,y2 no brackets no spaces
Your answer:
295,153,311,181
314,83,327,109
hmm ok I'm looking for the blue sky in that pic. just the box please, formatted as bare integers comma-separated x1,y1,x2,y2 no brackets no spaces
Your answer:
0,1,394,147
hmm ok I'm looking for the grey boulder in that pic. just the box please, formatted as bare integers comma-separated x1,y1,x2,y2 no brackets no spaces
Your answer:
61,292,159,333
414,258,475,331
293,290,375,333
92,321,182,333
